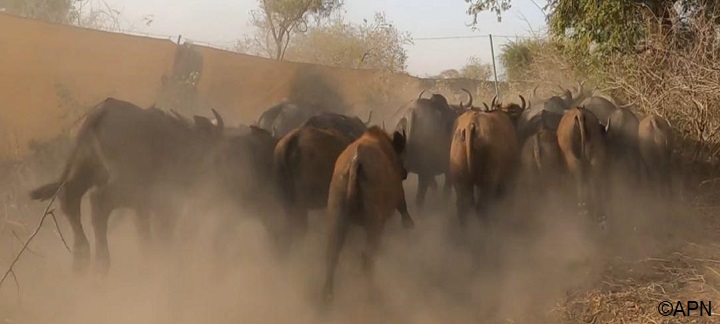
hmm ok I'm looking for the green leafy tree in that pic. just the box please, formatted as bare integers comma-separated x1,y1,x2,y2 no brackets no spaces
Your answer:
459,56,492,80
499,38,542,81
284,12,412,72
462,0,720,59
0,0,73,23
243,0,343,60
436,69,460,79
0,0,151,31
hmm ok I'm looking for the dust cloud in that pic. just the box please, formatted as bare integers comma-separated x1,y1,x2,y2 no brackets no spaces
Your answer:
0,164,678,324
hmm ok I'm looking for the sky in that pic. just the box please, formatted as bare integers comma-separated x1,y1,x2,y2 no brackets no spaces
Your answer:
102,0,549,77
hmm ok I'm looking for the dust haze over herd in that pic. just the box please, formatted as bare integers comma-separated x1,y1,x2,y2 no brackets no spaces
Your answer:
2,1,720,324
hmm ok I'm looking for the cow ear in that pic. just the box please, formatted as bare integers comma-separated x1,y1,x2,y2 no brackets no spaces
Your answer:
392,130,406,154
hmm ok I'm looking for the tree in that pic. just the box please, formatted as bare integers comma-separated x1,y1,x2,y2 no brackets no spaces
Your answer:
499,39,542,81
0,0,73,23
244,0,343,60
459,56,492,80
463,0,511,24
437,69,460,79
283,12,412,72
462,0,720,58
0,0,151,31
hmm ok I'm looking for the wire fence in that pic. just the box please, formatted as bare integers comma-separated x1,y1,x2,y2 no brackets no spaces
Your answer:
109,26,546,93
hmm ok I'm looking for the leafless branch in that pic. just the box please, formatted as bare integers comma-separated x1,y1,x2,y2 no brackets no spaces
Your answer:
0,181,65,290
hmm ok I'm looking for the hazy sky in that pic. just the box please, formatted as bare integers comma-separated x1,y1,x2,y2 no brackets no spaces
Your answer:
104,0,549,77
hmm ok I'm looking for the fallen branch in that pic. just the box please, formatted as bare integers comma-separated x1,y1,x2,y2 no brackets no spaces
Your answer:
0,181,65,290
49,210,71,253
11,230,42,257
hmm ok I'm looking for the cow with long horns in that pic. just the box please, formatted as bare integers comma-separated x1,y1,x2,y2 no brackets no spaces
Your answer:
394,89,472,207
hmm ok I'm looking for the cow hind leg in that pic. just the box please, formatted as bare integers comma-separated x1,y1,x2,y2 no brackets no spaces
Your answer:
443,173,453,200
135,207,153,248
397,196,414,229
322,209,351,304
90,186,114,275
361,218,386,276
454,184,474,227
416,175,432,207
153,206,178,251
60,181,92,274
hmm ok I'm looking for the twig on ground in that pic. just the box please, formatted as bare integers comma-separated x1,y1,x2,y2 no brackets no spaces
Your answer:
49,210,71,253
11,231,42,257
0,181,65,290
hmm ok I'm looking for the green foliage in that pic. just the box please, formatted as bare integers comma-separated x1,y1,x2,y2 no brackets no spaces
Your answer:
0,0,151,31
284,12,412,72
548,0,645,63
499,39,544,81
464,0,511,24
462,0,719,65
0,0,73,23
244,0,344,60
459,56,491,80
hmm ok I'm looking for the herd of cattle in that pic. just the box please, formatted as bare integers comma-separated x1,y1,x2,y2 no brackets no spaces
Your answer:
27,81,674,303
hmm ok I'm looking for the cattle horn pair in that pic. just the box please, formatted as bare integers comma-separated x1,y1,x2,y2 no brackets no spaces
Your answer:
459,88,473,109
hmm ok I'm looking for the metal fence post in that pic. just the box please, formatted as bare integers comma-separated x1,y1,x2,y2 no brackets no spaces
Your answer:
489,34,499,99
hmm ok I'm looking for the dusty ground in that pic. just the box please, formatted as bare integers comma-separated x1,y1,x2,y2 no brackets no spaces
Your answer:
1,156,719,324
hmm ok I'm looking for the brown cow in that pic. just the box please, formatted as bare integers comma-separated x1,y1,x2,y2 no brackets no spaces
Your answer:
519,127,566,193
556,106,608,227
322,126,413,302
274,124,354,240
638,114,673,199
449,109,520,225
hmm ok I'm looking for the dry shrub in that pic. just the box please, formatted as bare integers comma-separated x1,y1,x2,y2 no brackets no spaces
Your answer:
500,38,583,102
603,9,720,181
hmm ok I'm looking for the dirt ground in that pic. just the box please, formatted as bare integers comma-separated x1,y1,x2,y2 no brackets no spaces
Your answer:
1,153,719,324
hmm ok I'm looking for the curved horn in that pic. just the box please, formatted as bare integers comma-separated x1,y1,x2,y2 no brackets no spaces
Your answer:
365,110,373,125
382,121,386,131
418,89,427,100
491,95,498,108
211,108,224,129
532,85,539,98
519,95,526,110
460,88,473,108
483,102,490,111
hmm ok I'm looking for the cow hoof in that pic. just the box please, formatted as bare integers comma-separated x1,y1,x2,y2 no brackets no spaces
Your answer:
402,217,415,230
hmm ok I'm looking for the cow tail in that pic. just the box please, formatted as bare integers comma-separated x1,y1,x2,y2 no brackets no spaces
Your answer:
29,101,109,201
465,123,476,177
575,113,587,165
276,134,299,206
532,133,543,173
345,153,361,214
